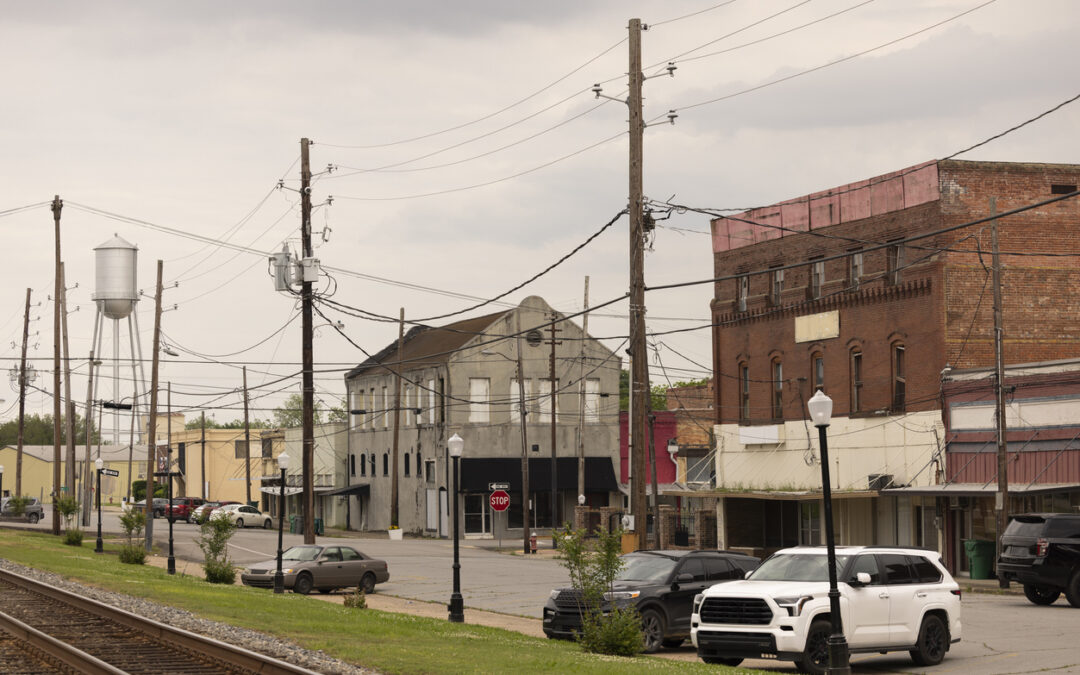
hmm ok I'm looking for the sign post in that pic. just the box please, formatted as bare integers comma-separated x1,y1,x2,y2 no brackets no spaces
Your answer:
490,488,510,551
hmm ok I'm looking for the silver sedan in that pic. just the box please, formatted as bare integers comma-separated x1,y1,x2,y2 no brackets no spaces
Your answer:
241,545,390,595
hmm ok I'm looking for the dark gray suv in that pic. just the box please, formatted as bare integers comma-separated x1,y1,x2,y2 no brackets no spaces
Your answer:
543,549,759,652
998,513,1080,607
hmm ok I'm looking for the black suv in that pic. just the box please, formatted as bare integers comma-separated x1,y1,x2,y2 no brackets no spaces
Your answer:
997,513,1080,607
543,549,759,652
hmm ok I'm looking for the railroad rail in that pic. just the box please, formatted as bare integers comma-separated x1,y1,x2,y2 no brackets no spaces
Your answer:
0,568,322,675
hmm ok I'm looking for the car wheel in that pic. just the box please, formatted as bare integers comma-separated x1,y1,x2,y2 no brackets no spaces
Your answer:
294,573,313,595
235,518,244,528
28,513,40,524
661,638,684,648
263,519,272,529
640,608,665,653
361,572,376,595
909,614,948,667
796,618,830,675
1024,583,1061,605
1066,570,1080,608
703,657,744,667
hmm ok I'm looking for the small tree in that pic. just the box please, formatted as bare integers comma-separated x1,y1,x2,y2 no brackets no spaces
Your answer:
555,526,642,656
6,495,30,516
198,515,237,584
119,508,147,564
56,495,82,546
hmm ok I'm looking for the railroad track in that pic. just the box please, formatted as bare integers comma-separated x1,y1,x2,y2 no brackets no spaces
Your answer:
0,568,322,675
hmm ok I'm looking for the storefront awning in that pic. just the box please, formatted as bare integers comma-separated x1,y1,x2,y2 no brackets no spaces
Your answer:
880,483,1080,497
460,457,618,493
659,489,879,500
258,486,304,496
321,483,370,497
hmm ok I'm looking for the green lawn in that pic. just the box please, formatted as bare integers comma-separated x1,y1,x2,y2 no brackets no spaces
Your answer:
0,529,770,674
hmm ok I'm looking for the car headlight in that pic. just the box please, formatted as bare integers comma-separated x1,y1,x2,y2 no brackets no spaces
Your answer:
693,593,704,615
549,589,560,600
602,590,640,601
774,595,814,616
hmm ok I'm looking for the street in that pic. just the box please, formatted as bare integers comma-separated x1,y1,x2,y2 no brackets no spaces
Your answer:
9,511,1080,673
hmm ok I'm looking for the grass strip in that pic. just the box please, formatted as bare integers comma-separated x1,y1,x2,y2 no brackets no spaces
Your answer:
0,529,764,674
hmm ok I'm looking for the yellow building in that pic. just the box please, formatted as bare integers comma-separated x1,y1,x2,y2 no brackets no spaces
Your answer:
0,444,146,507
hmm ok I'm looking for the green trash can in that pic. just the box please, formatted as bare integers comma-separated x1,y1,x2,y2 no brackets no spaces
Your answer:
293,516,304,534
315,518,324,536
288,514,297,534
964,539,995,579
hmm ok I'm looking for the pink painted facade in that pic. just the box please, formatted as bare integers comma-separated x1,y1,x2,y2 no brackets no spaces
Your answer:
619,410,678,484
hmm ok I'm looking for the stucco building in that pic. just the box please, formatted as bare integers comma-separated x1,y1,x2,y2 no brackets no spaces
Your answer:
344,296,621,538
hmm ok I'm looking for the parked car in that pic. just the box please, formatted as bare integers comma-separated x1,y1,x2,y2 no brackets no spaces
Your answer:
691,546,962,673
241,544,390,594
166,497,206,523
998,512,1080,607
0,497,44,524
191,500,240,524
212,503,273,529
543,549,760,652
129,497,170,518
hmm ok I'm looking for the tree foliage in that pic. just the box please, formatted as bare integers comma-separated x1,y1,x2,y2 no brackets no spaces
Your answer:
184,416,270,430
272,393,324,428
0,413,100,446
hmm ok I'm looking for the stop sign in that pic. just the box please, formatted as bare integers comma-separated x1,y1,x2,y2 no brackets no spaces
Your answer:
489,489,510,512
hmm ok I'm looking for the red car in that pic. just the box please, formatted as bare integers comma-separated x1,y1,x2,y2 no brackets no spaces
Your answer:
166,497,207,523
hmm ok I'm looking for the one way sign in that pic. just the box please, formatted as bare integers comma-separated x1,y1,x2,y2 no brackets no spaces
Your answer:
100,468,120,477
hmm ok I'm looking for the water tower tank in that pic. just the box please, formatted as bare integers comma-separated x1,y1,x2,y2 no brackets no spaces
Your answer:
92,234,138,319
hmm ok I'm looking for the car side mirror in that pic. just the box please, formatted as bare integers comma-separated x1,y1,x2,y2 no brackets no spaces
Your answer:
850,572,872,587
744,570,753,580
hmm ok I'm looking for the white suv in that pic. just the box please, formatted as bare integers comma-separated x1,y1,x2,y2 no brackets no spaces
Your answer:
690,546,961,673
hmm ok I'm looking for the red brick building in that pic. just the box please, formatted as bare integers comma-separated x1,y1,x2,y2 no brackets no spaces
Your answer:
706,160,1080,560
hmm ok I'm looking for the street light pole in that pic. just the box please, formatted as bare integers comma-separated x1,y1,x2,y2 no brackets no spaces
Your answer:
447,433,465,623
808,390,850,675
274,451,290,594
94,458,103,553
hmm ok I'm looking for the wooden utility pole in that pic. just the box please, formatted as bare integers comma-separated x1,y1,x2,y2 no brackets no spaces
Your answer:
991,198,1010,580
145,260,164,551
81,350,97,527
51,195,63,535
61,263,77,495
514,311,531,554
627,19,648,551
300,137,315,544
391,308,405,528
547,313,562,536
16,288,30,497
243,366,252,506
200,411,207,500
577,277,590,503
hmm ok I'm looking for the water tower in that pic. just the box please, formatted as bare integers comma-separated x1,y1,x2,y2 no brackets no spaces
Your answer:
90,234,147,444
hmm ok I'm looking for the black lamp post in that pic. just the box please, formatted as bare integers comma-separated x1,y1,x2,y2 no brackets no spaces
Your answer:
274,451,290,594
94,458,104,553
447,433,465,623
808,389,850,675
0,464,4,502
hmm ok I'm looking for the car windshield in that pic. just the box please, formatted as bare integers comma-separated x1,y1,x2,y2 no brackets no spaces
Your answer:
615,554,677,582
749,553,850,582
282,546,323,562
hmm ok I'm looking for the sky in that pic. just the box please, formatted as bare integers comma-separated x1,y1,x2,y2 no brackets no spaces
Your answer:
1,0,1077,440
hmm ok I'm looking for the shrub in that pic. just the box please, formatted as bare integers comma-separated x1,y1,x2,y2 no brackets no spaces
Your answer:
344,587,368,609
56,495,81,537
119,508,147,565
63,529,84,546
555,526,642,656
7,495,30,516
198,515,237,584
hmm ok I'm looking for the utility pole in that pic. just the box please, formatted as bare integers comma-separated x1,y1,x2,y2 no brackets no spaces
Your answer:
61,263,77,495
243,366,252,506
126,406,135,503
300,137,316,545
991,198,1010,584
627,19,648,551
145,260,164,551
577,277,590,504
515,311,531,554
391,307,405,528
547,312,562,538
51,195,63,535
200,411,206,500
16,287,30,497
81,350,96,527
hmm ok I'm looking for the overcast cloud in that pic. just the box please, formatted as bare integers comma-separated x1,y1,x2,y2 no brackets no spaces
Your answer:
1,0,1077,431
